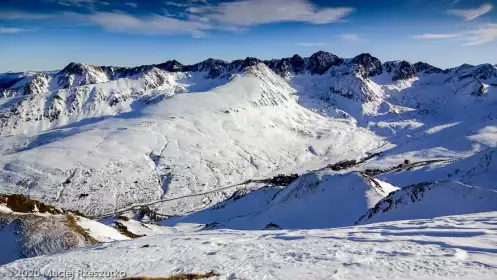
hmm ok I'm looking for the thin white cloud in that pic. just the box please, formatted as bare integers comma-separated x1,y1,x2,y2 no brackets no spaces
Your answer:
297,42,327,47
190,0,354,27
124,2,138,8
447,3,493,21
339,33,361,41
0,11,52,20
0,27,32,34
463,23,497,46
57,0,96,7
165,1,191,7
66,12,211,36
412,33,461,39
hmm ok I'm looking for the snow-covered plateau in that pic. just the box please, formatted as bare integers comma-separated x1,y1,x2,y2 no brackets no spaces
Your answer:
0,51,497,279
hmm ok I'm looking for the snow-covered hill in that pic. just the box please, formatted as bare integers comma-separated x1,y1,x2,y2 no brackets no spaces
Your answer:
357,180,497,224
0,63,381,217
1,51,497,271
167,172,398,230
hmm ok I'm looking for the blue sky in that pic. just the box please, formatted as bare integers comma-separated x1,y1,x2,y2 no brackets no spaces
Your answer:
0,0,496,72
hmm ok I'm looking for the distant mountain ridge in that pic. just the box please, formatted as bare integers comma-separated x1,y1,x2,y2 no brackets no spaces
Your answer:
3,51,495,98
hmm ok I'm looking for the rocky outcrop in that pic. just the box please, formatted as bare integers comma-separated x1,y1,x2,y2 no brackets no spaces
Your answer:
383,60,417,81
308,51,343,75
413,62,443,74
350,53,382,78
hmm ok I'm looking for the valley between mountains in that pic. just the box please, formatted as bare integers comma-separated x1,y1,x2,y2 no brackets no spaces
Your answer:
0,51,496,279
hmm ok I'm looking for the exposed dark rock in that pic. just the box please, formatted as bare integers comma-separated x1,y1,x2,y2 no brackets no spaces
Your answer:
185,58,230,78
413,62,443,74
261,173,299,186
350,53,382,78
393,61,416,81
290,54,306,73
155,60,184,72
202,222,225,230
264,222,282,230
473,64,497,81
308,51,343,75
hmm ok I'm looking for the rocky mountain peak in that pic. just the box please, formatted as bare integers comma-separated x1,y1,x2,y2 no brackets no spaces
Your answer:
60,62,103,76
155,60,184,72
350,53,382,78
185,58,230,78
243,57,262,68
308,51,343,75
55,62,109,88
290,54,305,74
473,63,497,82
383,60,417,81
413,62,443,75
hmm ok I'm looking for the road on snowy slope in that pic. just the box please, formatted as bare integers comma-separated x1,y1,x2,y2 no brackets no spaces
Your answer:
92,152,452,220
91,152,382,219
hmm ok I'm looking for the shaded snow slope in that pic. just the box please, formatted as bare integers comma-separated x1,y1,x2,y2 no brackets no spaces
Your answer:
357,181,497,224
168,172,398,230
2,211,496,280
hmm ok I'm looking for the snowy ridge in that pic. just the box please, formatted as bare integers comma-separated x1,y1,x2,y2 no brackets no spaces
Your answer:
357,180,497,224
1,51,496,137
168,171,398,230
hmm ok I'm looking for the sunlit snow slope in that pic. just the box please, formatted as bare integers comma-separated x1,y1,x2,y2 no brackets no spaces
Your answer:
0,64,380,216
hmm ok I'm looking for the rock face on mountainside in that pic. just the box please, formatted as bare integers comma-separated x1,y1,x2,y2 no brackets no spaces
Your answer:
350,53,383,78
384,60,417,81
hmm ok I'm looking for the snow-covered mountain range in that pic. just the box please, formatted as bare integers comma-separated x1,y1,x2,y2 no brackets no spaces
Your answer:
1,51,496,278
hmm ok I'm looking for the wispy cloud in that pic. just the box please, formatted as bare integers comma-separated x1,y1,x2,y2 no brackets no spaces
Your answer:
188,0,354,27
57,0,96,7
412,24,497,46
0,27,32,34
165,1,192,7
124,2,138,8
66,12,211,36
412,33,461,39
447,3,493,21
0,11,52,20
463,23,497,46
339,33,361,41
297,42,327,47
0,0,353,37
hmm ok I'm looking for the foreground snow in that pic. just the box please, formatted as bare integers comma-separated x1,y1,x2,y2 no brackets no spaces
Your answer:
1,212,496,280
